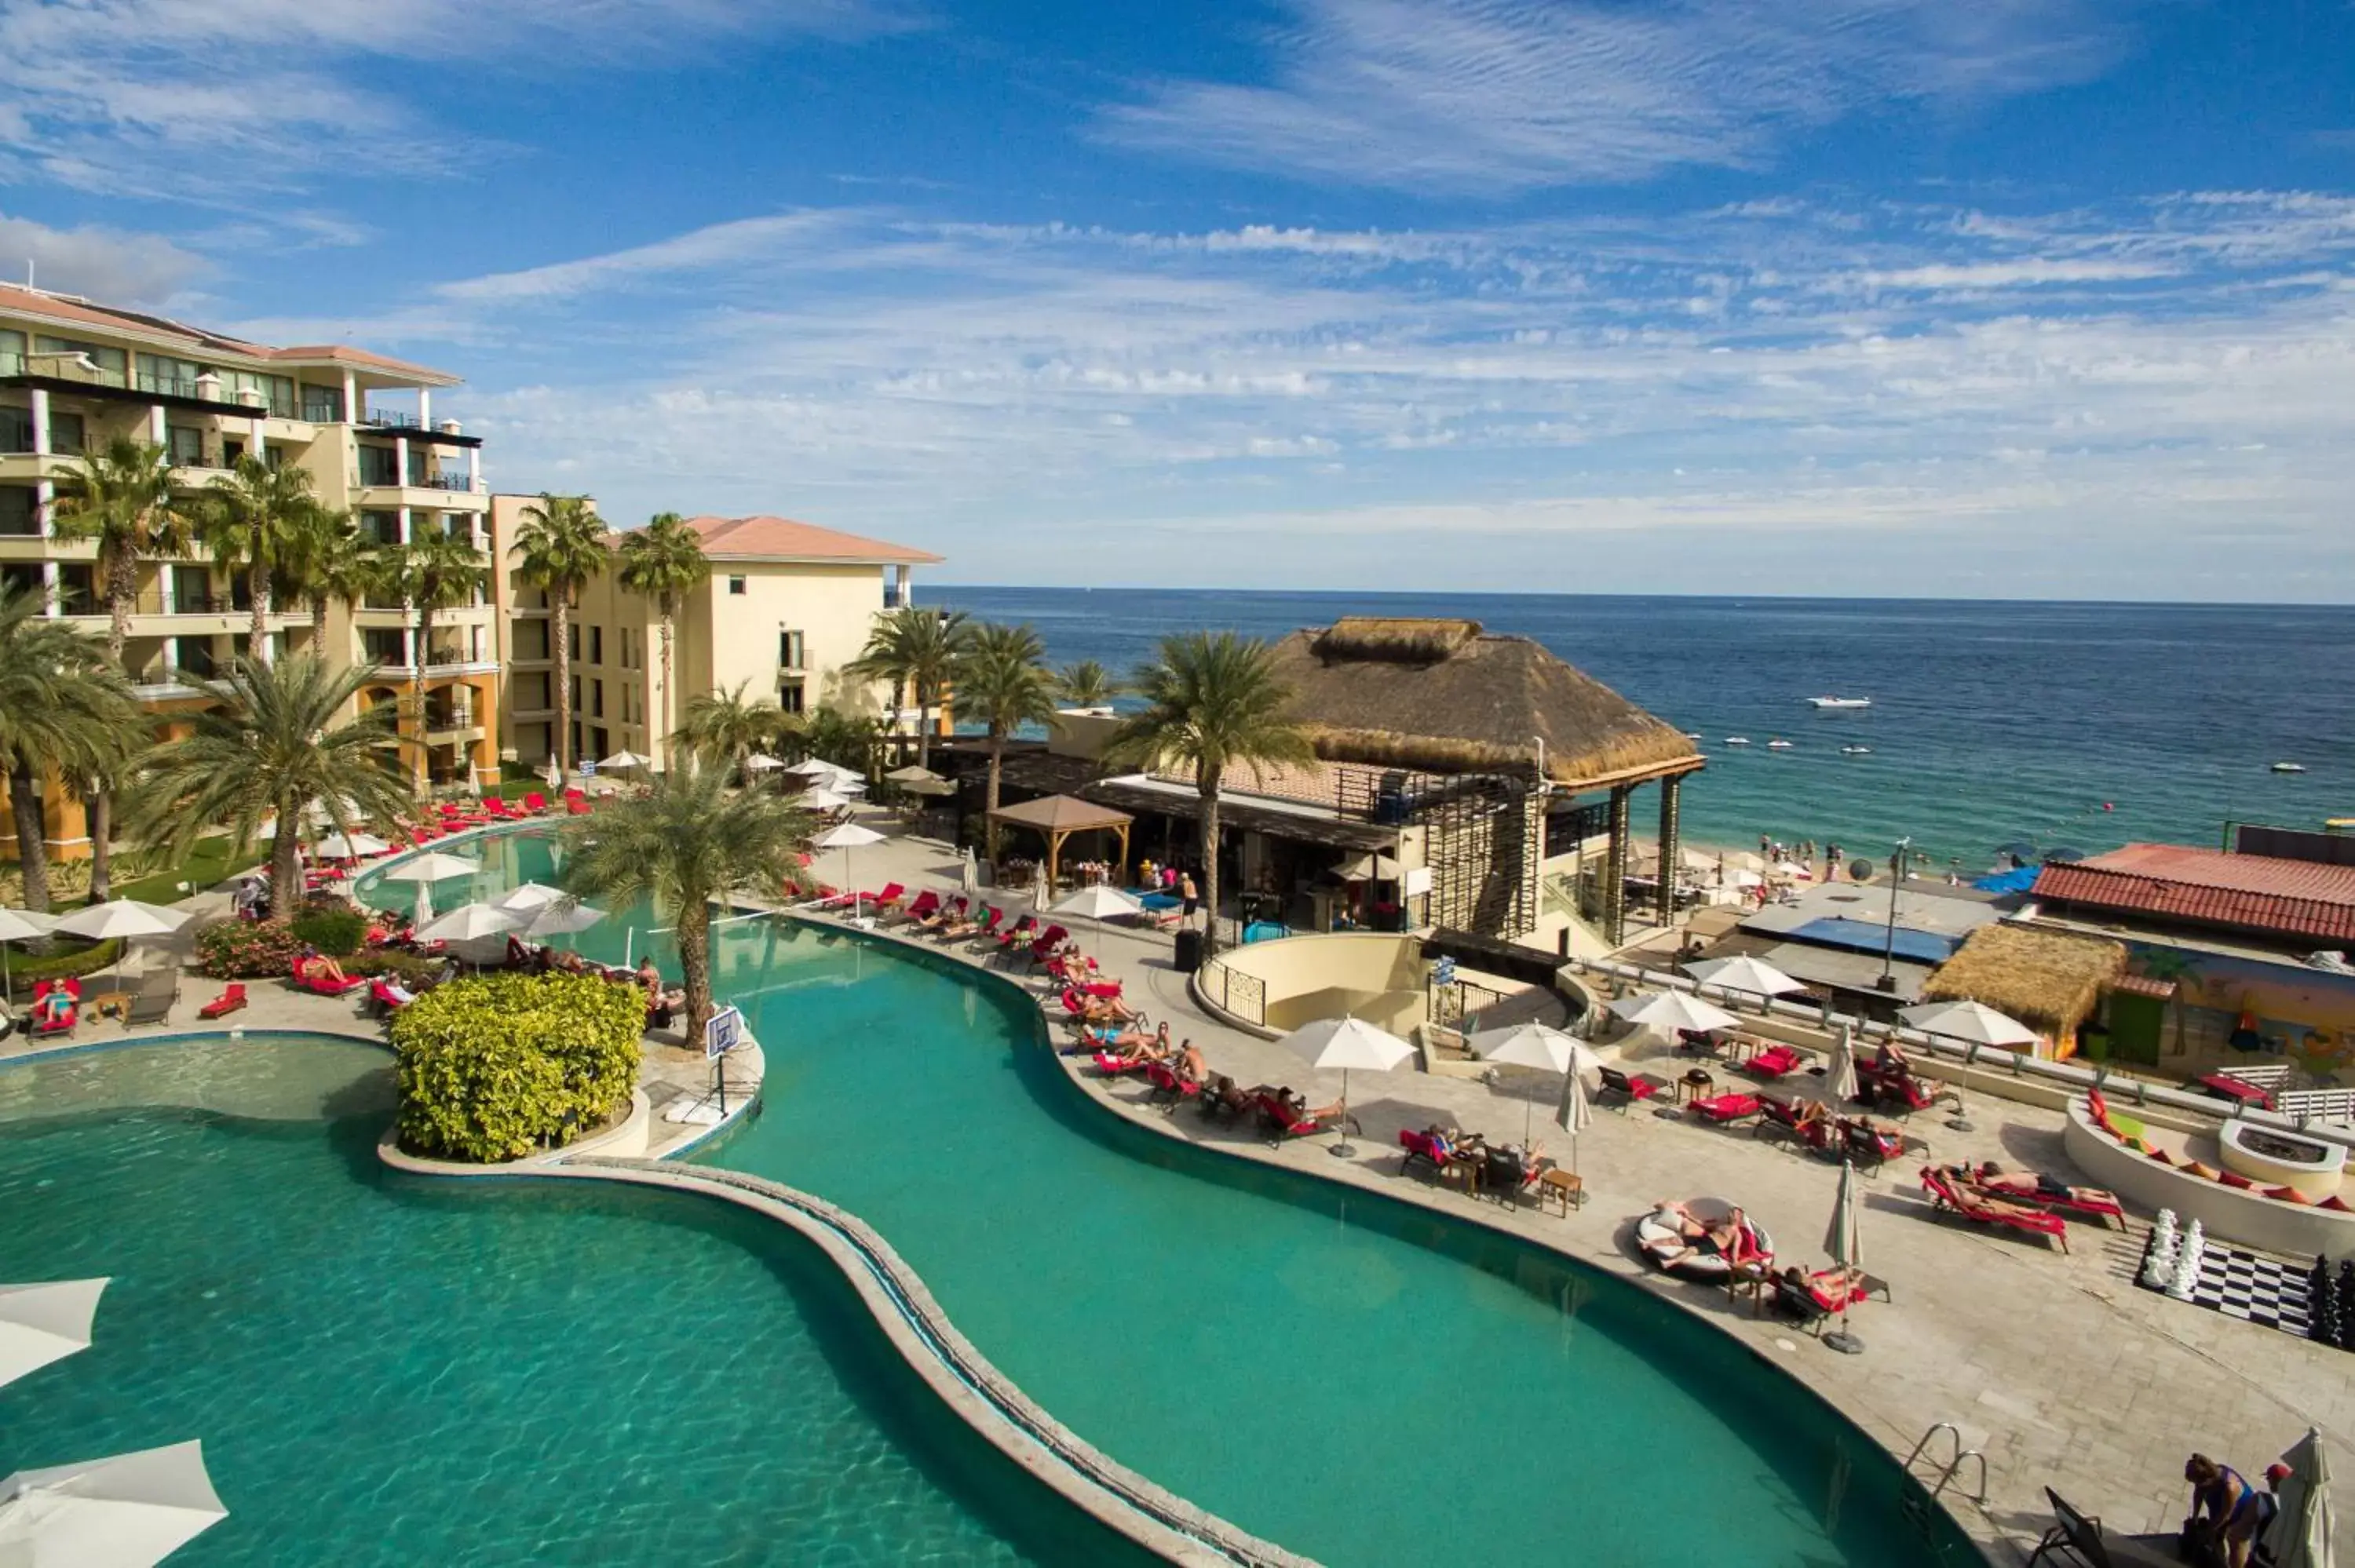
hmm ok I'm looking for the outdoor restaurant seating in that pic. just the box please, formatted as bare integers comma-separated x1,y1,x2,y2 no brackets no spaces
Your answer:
1919,1166,2069,1251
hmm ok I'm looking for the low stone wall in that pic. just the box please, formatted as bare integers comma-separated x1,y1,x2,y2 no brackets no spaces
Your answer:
2062,1099,2355,1257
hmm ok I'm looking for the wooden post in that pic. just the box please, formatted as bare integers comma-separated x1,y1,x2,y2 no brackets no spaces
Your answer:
1656,774,1681,926
1605,783,1630,948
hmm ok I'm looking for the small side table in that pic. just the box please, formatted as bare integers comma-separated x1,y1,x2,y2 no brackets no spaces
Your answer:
1678,1068,1716,1105
1726,1260,1776,1315
89,990,133,1021
1536,1167,1583,1216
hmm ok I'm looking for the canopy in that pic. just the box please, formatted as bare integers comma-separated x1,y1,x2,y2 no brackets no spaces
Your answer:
49,902,186,943
413,903,521,943
987,795,1133,892
0,1440,228,1567
1684,954,1806,1000
1898,998,2038,1049
1607,989,1737,1037
379,851,480,884
885,764,944,785
0,1278,108,1391
1050,884,1145,921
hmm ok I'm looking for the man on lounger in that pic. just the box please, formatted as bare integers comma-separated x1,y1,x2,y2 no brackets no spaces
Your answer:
1178,1040,1208,1083
1970,1161,2115,1206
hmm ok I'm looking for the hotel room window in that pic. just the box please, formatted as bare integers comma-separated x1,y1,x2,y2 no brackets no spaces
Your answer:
728,576,747,595
779,680,805,714
589,625,603,665
779,630,805,670
46,410,86,455
591,679,604,719
0,486,35,537
568,624,580,661
166,425,205,467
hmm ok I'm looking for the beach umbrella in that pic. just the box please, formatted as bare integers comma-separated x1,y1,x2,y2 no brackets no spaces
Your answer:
1899,998,2037,1050
380,851,478,928
900,776,957,797
413,903,521,943
312,832,389,860
600,749,648,775
1272,1016,1414,1159
1684,954,1806,1005
1334,851,1401,882
491,882,567,913
0,907,58,1004
522,901,604,941
885,764,943,786
1992,841,2039,867
1051,884,1145,921
0,1278,108,1391
787,757,837,778
800,788,850,815
1823,1158,1865,1355
811,821,885,920
2042,847,2088,864
2262,1425,2334,1568
1557,1061,1593,1180
743,753,785,773
1469,1023,1593,1145
1607,989,1737,1041
0,1439,228,1566
50,901,188,990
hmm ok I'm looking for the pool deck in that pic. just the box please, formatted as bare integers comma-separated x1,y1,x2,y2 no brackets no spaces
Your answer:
791,832,2355,1567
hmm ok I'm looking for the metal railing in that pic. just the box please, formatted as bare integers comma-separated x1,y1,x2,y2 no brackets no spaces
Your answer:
414,472,477,492
363,408,422,428
1195,957,1267,1026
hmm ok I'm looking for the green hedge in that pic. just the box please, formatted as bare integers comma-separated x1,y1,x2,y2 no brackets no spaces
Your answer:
290,907,368,957
7,937,126,986
389,972,644,1163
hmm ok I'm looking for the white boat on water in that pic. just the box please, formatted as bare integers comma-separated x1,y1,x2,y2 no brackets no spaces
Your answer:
1841,745,1872,756
1806,696,1872,709
2273,761,2306,774
1724,736,1751,746
1767,738,1795,750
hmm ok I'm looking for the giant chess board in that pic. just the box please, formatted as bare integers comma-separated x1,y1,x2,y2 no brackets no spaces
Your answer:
2138,1229,2311,1339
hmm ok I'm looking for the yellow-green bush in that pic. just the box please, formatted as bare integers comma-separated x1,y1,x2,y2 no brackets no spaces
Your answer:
389,972,644,1163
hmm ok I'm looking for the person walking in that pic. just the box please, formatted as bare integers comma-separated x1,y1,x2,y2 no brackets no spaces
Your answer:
1180,870,1200,925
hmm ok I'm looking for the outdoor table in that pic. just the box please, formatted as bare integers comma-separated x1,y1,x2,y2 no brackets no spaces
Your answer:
1678,1067,1716,1105
1536,1167,1583,1216
1725,1259,1776,1315
89,990,133,1020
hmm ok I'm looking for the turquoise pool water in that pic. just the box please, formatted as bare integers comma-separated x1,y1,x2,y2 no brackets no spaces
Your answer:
360,832,1979,1567
0,1034,1157,1566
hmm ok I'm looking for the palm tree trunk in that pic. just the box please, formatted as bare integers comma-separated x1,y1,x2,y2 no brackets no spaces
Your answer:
87,791,111,903
915,685,933,771
984,734,1003,862
9,768,52,913
311,595,328,645
411,605,433,791
658,612,675,769
247,562,269,662
552,592,574,773
1199,765,1223,958
95,565,132,904
270,825,302,918
677,896,712,1045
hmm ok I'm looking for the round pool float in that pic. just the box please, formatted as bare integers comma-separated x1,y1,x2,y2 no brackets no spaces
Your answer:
1637,1196,1776,1280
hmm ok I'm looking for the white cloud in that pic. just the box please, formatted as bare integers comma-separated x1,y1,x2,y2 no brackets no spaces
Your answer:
1101,0,2130,191
0,210,210,304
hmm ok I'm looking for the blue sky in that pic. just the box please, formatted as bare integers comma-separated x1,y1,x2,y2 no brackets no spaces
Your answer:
3,0,2353,599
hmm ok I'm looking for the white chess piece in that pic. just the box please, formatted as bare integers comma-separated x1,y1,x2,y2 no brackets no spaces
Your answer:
2168,1223,2206,1300
2143,1235,2175,1289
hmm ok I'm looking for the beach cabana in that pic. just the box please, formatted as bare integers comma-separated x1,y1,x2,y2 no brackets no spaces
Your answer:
987,795,1131,893
1919,922,2125,1059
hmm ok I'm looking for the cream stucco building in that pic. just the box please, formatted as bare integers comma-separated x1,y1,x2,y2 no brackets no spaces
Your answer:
488,507,943,772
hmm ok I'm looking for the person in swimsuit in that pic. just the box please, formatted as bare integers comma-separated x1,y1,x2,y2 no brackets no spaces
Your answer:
33,986,75,1027
1178,1039,1207,1083
2183,1453,2263,1568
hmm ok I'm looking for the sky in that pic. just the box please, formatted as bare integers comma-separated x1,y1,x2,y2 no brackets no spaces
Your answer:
2,0,2353,600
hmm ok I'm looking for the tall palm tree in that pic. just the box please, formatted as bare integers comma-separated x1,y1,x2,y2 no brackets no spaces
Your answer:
276,505,380,647
510,493,608,774
560,764,809,1044
674,680,790,778
199,455,315,661
49,436,195,899
794,706,879,773
1102,632,1315,958
614,512,708,770
132,653,413,915
1054,659,1118,709
383,527,485,789
848,605,968,771
0,584,144,911
959,622,1057,862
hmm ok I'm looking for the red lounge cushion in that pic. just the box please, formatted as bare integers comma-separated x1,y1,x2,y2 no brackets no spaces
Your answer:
2147,1147,2173,1165
2269,1186,2315,1205
2217,1170,2255,1191
2318,1194,2352,1212
2184,1161,2222,1182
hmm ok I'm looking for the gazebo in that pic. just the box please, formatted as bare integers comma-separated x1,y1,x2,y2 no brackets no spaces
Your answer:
987,794,1133,892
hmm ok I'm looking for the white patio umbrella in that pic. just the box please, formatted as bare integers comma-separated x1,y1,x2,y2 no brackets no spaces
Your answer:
1557,1060,1593,1181
0,1439,228,1566
811,821,885,920
1900,998,2036,1131
0,1278,108,1391
380,851,478,928
1273,1015,1414,1158
522,901,604,941
1823,1157,1865,1355
743,753,786,773
0,907,58,1003
413,903,522,944
491,882,567,913
600,749,648,774
50,901,188,990
801,787,851,815
2262,1424,2334,1568
885,764,943,786
1334,851,1402,881
1051,884,1145,921
1606,989,1737,1041
312,832,389,861
1467,1023,1594,1146
1684,954,1806,1005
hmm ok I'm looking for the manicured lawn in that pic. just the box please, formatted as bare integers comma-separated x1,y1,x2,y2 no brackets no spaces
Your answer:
115,838,270,904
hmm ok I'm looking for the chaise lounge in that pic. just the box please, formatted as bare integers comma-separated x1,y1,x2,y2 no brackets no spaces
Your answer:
1919,1166,2069,1251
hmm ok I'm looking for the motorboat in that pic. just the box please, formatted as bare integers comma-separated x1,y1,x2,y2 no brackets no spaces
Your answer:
1806,696,1871,709
2272,761,2306,774
1840,745,1872,756
1723,736,1751,746
1766,738,1794,750
1684,731,1703,740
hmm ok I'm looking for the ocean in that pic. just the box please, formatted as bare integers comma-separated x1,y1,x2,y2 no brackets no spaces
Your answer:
929,589,2355,873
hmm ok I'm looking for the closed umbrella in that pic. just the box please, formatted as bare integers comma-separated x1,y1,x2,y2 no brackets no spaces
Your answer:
1607,989,1737,1041
1468,1023,1594,1146
2262,1425,2334,1568
0,1278,108,1391
1684,954,1806,1005
1805,1022,1860,1108
1273,1016,1414,1158
412,903,521,943
0,907,58,1004
1557,1059,1593,1182
811,821,885,920
1823,1158,1865,1355
1052,884,1145,921
50,901,188,990
0,1440,228,1566
543,756,563,791
959,846,977,895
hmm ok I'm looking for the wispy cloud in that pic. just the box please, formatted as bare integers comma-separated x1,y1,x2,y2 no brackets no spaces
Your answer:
0,209,211,304
1101,0,2133,191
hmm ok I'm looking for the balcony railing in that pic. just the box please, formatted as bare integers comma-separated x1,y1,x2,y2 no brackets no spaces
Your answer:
414,472,478,492
363,408,422,429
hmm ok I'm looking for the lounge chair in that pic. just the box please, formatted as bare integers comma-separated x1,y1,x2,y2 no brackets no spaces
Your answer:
1858,1062,1951,1117
1018,924,1068,969
1689,1091,1762,1125
197,983,248,1020
1480,1146,1548,1206
1919,1166,2068,1252
1255,1091,1348,1145
1676,1026,1725,1055
994,913,1038,952
890,890,941,926
1753,1095,1835,1154
1838,1118,1904,1172
1741,1043,1804,1080
1092,1049,1148,1077
566,795,591,815
1595,1064,1667,1112
1145,1059,1201,1107
2025,1488,2182,1567
523,791,549,813
1397,1127,1451,1180
1955,1165,2127,1228
1769,1271,1864,1336
961,905,1005,944
28,978,79,1037
290,968,365,997
123,972,178,1026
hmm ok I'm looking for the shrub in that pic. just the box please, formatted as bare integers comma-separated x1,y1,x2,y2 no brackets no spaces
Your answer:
389,972,644,1163
193,918,305,979
290,906,367,956
347,948,441,986
9,937,126,986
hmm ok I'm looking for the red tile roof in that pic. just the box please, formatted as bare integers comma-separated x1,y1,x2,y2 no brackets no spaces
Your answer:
681,514,942,565
2032,844,2355,944
0,283,455,384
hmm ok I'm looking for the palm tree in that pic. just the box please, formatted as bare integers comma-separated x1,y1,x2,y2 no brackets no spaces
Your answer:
560,764,809,1044
960,623,1057,862
383,527,485,789
1055,659,1118,709
1102,632,1315,958
199,455,315,661
614,512,708,769
794,706,880,773
276,505,380,647
132,653,413,916
674,680,790,778
0,584,144,911
49,436,195,899
848,605,967,771
510,493,608,774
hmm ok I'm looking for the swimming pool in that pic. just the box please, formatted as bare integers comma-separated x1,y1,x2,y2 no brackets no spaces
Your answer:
361,831,1980,1566
0,1034,1159,1566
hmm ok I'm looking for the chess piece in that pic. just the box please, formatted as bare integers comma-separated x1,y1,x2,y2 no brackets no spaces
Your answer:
2168,1245,2202,1301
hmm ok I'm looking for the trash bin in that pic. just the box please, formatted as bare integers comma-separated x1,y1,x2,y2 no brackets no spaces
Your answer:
1173,928,1205,975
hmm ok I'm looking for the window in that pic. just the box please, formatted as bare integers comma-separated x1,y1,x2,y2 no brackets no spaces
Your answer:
591,679,605,719
300,385,344,423
0,486,35,538
779,629,805,670
0,329,23,375
0,407,30,454
46,411,86,456
166,425,205,466
357,445,399,486
55,564,96,614
361,629,406,664
728,575,747,595
360,511,400,546
406,447,429,487
171,565,213,611
568,625,580,662
589,625,603,665
222,438,244,467
569,675,582,711
175,636,217,680
137,353,204,399
0,563,40,603
779,680,805,715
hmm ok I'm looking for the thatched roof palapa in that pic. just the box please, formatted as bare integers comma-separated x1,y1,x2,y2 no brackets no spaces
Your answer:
1264,617,1700,789
1920,922,2125,1039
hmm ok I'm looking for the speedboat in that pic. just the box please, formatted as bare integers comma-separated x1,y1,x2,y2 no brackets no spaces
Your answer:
1684,731,1703,740
1723,736,1750,746
1806,696,1871,709
1766,738,1794,749
2273,761,2306,774
1840,745,1872,756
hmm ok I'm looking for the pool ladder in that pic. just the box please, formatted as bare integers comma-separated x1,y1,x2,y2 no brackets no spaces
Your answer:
1904,1422,1990,1505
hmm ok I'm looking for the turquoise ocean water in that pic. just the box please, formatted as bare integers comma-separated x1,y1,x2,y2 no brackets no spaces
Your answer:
934,590,2355,870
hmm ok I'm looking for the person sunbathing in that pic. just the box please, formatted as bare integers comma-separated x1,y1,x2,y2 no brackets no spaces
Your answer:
33,987,75,1027
1781,1264,1864,1307
1106,1021,1167,1056
1203,1075,1253,1118
1178,1040,1208,1083
297,946,349,985
1080,994,1141,1027
936,908,980,939
1791,1098,1831,1136
1970,1161,2112,1205
913,902,959,933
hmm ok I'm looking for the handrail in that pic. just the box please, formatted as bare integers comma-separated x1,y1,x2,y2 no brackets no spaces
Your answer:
1935,1450,1989,1505
1903,1422,1964,1479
